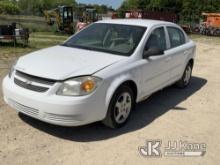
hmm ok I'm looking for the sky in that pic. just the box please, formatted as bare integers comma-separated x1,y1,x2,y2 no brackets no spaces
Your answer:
76,0,124,9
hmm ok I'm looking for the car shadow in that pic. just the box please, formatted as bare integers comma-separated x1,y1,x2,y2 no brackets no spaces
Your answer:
19,76,207,142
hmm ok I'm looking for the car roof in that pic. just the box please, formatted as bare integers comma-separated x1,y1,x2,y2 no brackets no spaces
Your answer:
97,19,176,28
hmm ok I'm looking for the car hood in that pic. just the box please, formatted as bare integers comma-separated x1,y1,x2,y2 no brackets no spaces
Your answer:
16,46,125,80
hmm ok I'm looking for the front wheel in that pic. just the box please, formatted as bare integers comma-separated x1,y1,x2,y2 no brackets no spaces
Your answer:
102,85,135,128
176,62,193,88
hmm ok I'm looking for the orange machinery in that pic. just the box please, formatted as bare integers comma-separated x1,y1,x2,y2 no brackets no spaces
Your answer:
202,13,220,28
199,13,220,36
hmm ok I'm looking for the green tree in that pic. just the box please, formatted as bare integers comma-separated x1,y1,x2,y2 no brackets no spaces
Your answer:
18,0,76,15
118,0,220,23
0,0,20,14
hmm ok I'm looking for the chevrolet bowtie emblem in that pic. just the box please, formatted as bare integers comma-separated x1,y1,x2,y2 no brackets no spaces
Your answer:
25,80,32,85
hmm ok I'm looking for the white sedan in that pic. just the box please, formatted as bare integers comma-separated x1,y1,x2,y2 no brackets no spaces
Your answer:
2,19,196,128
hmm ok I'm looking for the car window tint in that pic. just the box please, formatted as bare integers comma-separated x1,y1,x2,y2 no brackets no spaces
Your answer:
74,24,106,44
145,27,166,51
63,23,146,56
167,27,185,48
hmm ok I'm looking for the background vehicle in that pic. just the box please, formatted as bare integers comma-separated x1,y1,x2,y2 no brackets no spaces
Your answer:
0,22,29,46
124,9,178,23
197,13,220,36
44,5,98,33
44,6,74,33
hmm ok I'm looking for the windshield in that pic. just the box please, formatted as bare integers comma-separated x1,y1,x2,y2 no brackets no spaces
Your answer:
62,23,146,56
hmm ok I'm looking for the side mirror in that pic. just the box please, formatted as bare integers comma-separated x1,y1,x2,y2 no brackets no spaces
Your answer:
143,48,164,59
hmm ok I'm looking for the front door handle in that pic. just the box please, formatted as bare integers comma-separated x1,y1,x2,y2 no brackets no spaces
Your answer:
165,57,172,62
184,51,189,56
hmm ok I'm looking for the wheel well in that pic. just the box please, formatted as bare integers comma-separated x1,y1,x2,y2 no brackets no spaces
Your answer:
189,59,194,68
120,80,138,101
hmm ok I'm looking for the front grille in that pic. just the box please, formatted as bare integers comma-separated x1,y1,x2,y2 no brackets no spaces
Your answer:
8,99,39,117
14,78,49,92
16,70,56,85
14,70,56,92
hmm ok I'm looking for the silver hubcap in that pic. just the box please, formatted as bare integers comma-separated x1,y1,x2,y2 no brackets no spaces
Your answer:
184,65,192,85
114,92,132,124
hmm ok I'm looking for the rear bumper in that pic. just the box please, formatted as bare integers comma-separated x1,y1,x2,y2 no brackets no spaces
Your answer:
2,76,107,126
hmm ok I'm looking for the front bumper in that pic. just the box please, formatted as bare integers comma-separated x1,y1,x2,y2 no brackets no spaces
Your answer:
2,76,107,126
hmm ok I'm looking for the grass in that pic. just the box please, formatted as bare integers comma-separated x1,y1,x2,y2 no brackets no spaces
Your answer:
0,14,53,32
0,15,45,22
0,32,70,69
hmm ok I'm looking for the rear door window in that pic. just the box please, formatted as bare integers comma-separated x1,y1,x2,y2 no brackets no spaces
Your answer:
167,27,185,48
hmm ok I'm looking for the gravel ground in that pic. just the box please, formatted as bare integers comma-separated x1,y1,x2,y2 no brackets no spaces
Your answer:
0,34,220,165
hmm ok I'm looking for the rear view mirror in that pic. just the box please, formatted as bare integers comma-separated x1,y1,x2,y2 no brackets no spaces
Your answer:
143,48,164,59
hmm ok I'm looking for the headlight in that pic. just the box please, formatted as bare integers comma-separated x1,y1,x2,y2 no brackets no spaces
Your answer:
57,76,102,96
8,60,17,78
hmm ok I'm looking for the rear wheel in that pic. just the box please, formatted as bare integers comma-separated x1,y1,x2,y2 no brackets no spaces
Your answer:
176,62,193,88
102,85,135,128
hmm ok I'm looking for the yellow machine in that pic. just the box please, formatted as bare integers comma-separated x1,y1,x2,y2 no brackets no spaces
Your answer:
83,8,97,23
44,6,74,33
44,5,97,33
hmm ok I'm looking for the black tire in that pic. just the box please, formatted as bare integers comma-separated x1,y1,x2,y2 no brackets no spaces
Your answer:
176,62,193,88
215,29,220,36
102,85,135,128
